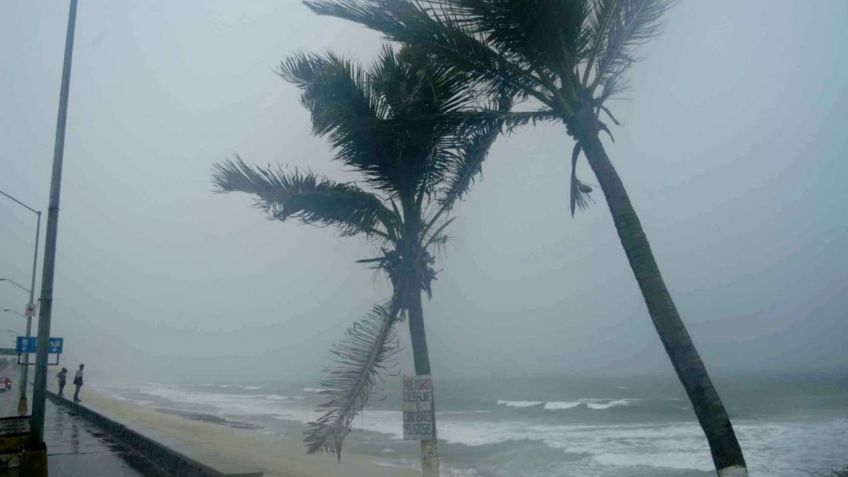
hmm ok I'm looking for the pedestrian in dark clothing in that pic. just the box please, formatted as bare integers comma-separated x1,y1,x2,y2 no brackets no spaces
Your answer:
73,364,84,402
57,368,68,396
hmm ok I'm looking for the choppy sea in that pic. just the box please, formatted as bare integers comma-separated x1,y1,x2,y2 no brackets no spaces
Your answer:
99,373,848,476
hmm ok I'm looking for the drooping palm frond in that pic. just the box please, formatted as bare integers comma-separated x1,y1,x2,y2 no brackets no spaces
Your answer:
212,157,395,239
304,301,402,458
569,142,593,215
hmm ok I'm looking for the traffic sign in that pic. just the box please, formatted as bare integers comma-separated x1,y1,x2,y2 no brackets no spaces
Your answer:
15,337,63,354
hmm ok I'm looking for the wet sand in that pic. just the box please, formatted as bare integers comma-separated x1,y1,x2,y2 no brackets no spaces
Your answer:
83,390,417,477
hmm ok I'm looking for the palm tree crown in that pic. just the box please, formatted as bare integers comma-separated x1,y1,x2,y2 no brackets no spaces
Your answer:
212,45,501,459
305,0,673,212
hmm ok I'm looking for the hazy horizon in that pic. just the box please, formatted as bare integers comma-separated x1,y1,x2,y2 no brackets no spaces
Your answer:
1,0,847,386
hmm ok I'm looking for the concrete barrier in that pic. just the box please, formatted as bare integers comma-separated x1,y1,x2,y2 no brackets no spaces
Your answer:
47,391,263,477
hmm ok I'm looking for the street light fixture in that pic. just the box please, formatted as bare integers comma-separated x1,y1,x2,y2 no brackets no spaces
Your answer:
0,190,42,415
3,309,27,319
0,279,32,294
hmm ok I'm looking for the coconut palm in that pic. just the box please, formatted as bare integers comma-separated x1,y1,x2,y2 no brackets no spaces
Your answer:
303,1,747,475
212,46,504,476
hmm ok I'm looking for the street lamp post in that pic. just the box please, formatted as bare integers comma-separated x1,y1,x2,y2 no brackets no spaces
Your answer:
30,0,79,459
0,193,42,415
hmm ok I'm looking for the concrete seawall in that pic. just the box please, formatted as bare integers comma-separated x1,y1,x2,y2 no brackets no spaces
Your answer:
47,391,263,477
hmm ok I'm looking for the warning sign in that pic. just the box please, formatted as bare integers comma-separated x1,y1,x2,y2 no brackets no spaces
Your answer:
0,417,29,437
0,416,29,459
402,375,434,440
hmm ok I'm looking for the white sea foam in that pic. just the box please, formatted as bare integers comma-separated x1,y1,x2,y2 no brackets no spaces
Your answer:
516,398,637,410
496,400,543,408
586,399,632,410
543,401,582,410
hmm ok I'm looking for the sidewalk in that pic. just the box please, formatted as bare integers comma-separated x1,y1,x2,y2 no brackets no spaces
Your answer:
0,363,150,476
44,399,153,477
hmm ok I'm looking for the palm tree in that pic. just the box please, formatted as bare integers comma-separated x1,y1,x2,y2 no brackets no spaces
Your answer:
303,1,747,475
212,46,503,477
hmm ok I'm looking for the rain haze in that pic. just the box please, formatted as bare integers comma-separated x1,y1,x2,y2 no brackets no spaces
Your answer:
1,2,847,476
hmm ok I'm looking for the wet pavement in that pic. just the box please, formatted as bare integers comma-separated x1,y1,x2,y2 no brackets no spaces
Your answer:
0,365,159,475
45,401,153,476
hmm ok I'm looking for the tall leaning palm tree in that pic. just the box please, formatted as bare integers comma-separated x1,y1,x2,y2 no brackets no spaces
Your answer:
213,46,502,477
304,1,747,475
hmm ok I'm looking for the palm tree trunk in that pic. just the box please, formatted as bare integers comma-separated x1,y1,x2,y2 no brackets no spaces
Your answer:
406,286,440,477
578,130,747,476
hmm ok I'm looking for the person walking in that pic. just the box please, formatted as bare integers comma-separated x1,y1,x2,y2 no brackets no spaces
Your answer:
72,364,84,402
57,367,68,396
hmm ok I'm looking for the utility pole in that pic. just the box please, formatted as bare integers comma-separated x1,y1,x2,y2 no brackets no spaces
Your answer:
28,0,79,464
0,189,42,415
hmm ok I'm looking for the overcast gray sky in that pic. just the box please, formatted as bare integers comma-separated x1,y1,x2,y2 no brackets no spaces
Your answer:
1,0,846,384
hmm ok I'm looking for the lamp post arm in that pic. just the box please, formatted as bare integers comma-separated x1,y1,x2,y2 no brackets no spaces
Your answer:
0,279,31,294
0,190,40,215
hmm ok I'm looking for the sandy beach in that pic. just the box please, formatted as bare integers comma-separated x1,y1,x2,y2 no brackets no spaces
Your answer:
83,389,418,477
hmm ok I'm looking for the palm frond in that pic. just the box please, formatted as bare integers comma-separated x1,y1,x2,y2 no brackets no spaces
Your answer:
591,0,676,100
438,93,512,210
304,302,402,458
305,0,550,104
581,0,619,85
280,52,406,193
569,141,593,215
212,157,395,239
368,44,480,197
441,0,589,76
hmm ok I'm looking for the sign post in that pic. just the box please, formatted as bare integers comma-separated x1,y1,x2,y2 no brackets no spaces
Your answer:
402,375,434,440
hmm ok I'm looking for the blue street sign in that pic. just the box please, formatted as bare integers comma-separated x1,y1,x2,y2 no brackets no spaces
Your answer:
16,337,63,354
48,337,64,354
16,337,34,353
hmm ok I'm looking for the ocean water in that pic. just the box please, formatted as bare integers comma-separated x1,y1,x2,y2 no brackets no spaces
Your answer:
99,373,848,476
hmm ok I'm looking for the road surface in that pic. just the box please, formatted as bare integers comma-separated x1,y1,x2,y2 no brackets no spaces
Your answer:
0,362,23,417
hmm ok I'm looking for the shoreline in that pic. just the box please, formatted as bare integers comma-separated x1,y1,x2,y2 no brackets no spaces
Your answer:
81,388,418,477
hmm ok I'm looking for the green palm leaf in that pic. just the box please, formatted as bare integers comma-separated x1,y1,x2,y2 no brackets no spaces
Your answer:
212,157,394,239
280,52,400,193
